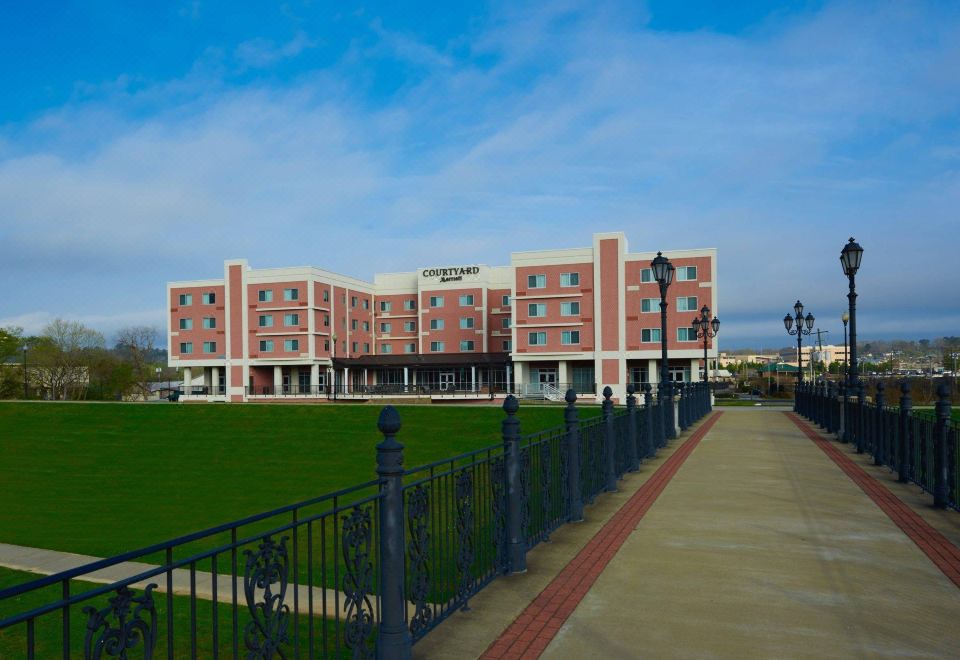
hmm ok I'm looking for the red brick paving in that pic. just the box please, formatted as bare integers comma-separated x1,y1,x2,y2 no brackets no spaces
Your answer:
480,412,723,659
786,413,960,589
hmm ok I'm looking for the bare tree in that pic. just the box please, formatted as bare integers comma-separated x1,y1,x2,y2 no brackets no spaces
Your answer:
32,319,105,400
115,326,161,400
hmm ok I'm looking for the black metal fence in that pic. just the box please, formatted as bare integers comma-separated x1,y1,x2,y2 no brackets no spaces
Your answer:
0,383,712,658
796,379,959,510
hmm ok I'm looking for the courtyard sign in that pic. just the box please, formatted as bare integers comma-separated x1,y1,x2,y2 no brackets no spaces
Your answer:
421,266,481,283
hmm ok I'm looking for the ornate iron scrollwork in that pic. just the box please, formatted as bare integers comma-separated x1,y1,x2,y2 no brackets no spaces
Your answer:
540,441,552,534
83,583,158,660
519,448,531,537
455,468,475,609
490,455,507,573
243,535,290,659
342,505,375,658
407,485,433,637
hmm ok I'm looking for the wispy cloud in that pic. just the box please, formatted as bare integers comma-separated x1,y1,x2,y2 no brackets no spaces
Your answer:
235,30,317,69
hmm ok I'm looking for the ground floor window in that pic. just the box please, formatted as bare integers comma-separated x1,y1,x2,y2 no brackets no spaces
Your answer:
571,365,595,393
629,366,649,385
668,366,691,382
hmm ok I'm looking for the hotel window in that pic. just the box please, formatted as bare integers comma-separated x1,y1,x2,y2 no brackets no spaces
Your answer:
560,301,580,316
180,342,193,354
528,331,547,346
179,293,192,306
502,318,511,329
362,321,370,332
459,294,474,306
380,301,392,312
351,319,358,330
363,343,370,353
430,319,445,330
258,289,273,303
380,322,392,333
284,339,299,352
460,317,474,329
202,292,216,305
381,343,393,354
179,318,192,330
677,328,698,342
502,294,510,306
528,303,546,318
561,330,580,345
322,290,330,302
641,298,658,313
404,321,416,332
676,266,697,281
640,268,653,283
430,341,445,352
324,340,330,351
676,296,698,312
258,315,273,328
641,328,661,343
429,296,444,308
203,341,217,353
560,272,580,287
405,343,416,353
460,340,475,351
283,288,299,301
404,299,416,311
351,296,358,308
363,299,369,310
323,314,330,327
527,274,546,289
202,317,216,329
284,313,299,326
259,339,274,352
503,340,512,351
352,342,359,352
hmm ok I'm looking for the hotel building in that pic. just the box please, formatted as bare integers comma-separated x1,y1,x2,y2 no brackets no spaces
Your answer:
166,232,718,403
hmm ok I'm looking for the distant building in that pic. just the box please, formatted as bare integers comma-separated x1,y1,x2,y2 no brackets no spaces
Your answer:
167,232,719,402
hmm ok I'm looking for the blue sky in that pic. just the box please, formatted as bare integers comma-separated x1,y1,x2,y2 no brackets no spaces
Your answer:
1,0,958,349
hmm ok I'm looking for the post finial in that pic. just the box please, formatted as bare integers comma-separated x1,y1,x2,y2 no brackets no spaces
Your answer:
377,405,402,435
503,394,519,415
565,388,577,404
602,385,613,400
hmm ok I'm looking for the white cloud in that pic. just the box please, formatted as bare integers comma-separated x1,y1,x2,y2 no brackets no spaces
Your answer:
235,31,317,69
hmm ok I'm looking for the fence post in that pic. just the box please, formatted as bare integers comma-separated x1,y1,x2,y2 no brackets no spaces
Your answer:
934,383,951,508
643,383,655,458
664,381,676,441
375,406,413,659
626,384,639,472
602,386,617,492
502,395,526,573
565,389,584,523
826,381,835,434
838,381,846,441
874,382,885,466
855,380,866,454
675,383,685,432
898,381,912,483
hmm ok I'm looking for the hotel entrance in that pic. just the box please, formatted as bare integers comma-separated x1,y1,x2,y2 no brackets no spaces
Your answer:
439,372,456,391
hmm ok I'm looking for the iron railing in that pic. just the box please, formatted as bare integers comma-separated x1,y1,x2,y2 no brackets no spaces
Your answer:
796,379,958,510
0,382,713,657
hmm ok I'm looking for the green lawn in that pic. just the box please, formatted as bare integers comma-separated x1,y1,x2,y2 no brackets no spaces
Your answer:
0,402,596,559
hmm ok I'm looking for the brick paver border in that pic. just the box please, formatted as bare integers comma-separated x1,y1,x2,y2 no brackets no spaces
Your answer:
481,412,723,659
786,412,960,589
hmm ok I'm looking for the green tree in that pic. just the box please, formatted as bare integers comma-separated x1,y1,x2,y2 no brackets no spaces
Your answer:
31,319,104,400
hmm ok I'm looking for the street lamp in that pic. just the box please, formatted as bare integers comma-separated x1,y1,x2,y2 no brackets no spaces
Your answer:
784,300,814,410
651,251,675,440
840,237,864,448
841,311,849,379
691,305,720,384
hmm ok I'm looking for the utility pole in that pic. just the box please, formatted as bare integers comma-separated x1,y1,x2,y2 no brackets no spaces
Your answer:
812,328,830,379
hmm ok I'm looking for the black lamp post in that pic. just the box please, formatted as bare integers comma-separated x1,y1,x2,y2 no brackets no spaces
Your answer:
784,300,814,411
691,305,720,384
651,251,676,440
840,237,864,449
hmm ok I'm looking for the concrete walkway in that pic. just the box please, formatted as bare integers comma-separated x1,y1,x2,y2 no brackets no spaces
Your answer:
432,408,960,659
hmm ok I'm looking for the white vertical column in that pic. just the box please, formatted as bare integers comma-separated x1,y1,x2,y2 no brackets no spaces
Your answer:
471,365,477,392
558,360,570,387
344,367,350,393
183,367,192,392
273,365,282,393
506,364,512,392
690,358,701,382
310,364,320,394
647,359,659,384
211,366,220,394
403,367,409,387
